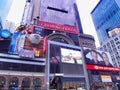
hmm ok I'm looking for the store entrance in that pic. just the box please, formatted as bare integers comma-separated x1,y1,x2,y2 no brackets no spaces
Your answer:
50,76,62,90
50,77,86,90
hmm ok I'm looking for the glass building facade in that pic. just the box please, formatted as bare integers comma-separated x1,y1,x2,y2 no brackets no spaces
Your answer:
91,0,120,45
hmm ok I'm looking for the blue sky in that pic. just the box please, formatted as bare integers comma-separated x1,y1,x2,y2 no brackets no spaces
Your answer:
6,0,100,47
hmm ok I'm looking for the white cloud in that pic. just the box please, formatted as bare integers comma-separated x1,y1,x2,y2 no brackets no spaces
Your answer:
6,0,26,24
76,0,100,47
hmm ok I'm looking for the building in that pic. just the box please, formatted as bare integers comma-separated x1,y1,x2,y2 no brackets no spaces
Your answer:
0,0,91,90
21,0,34,25
21,0,83,34
3,20,16,33
0,53,45,90
83,48,120,90
99,32,120,67
79,33,96,49
0,17,3,30
0,0,13,25
91,0,120,45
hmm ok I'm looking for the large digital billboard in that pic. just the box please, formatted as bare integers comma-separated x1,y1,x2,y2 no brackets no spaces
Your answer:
50,43,84,75
83,48,113,67
40,0,76,26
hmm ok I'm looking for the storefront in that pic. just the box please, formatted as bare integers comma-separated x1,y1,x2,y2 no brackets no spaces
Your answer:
87,65,120,90
0,53,46,90
83,48,120,90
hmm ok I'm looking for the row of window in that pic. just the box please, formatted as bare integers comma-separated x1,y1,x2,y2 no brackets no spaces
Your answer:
0,76,42,90
102,37,120,67
96,4,119,29
0,62,45,72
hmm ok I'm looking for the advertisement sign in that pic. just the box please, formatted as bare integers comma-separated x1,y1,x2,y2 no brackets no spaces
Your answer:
86,64,120,72
0,29,11,39
101,75,112,82
18,49,34,59
112,76,120,82
38,21,78,34
91,75,101,82
33,25,44,36
49,43,84,75
61,48,82,64
83,48,113,67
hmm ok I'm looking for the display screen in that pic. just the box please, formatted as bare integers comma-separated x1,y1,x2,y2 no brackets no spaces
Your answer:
50,44,84,75
61,47,84,75
61,48,82,64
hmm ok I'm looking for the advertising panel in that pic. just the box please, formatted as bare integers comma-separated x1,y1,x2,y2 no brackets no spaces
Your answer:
91,75,101,82
40,0,76,26
32,25,44,36
61,48,82,64
49,43,84,75
101,75,112,82
83,48,113,67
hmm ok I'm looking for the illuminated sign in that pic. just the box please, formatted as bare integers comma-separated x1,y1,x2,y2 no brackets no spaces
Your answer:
38,21,78,34
86,64,120,72
43,36,48,56
0,29,11,39
27,25,33,34
116,76,120,80
19,49,34,59
33,25,44,35
101,75,112,82
61,47,82,64
83,48,113,67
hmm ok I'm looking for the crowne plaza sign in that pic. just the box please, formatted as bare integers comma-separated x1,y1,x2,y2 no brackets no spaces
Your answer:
38,21,78,34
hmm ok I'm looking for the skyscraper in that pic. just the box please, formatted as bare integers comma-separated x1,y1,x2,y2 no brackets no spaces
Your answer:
91,0,120,45
0,0,13,25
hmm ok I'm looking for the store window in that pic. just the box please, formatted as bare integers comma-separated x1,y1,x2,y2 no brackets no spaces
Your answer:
22,77,30,90
0,76,5,90
33,78,41,90
50,44,61,73
9,77,18,90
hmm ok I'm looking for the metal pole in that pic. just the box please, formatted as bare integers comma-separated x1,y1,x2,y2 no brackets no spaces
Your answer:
46,40,50,90
81,47,90,90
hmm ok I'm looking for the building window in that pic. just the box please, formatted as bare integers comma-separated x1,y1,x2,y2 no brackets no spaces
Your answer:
33,78,41,90
9,77,18,90
22,77,30,90
0,76,5,90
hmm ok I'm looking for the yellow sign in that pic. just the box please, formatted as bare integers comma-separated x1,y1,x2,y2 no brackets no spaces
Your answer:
101,75,112,82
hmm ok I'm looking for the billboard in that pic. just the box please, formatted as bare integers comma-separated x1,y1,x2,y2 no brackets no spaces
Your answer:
40,0,76,26
83,48,113,67
61,48,82,64
49,43,84,75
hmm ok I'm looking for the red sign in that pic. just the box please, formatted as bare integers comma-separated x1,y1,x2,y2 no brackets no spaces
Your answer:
27,25,33,34
43,36,48,56
38,21,78,34
86,64,120,72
